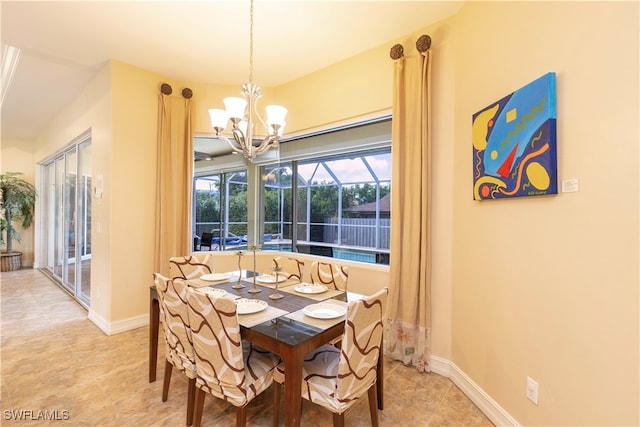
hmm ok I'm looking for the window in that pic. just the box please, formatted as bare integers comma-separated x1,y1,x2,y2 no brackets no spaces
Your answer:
193,118,391,264
193,169,248,250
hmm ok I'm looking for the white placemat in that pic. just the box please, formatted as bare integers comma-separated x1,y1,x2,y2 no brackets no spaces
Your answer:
187,285,241,299
281,285,345,301
244,277,298,290
284,300,348,330
187,276,236,288
200,272,233,282
238,306,289,328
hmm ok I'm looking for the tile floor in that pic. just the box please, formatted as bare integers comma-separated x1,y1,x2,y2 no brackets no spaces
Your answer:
1,269,493,426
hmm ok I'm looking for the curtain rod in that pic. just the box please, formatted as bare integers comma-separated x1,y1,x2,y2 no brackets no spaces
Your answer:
160,83,193,99
390,34,431,60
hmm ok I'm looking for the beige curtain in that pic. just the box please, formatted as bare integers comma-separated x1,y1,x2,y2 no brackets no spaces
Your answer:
385,50,432,372
154,91,193,277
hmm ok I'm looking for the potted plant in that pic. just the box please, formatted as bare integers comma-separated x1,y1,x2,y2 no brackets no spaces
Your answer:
0,172,37,271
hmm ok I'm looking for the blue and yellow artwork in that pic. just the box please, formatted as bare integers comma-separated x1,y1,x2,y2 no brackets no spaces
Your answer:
472,72,557,200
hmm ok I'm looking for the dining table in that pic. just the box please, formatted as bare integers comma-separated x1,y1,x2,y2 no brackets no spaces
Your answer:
148,270,383,427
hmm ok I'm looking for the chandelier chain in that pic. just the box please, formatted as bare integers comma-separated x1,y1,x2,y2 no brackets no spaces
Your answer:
249,0,254,84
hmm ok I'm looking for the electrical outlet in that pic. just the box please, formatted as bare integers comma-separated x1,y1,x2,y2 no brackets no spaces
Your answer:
526,376,539,405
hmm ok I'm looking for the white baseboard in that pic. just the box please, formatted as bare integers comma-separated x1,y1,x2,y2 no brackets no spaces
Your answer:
430,355,452,377
88,309,148,336
431,356,520,427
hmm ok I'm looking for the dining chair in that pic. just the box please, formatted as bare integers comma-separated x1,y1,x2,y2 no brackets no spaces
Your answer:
272,256,304,281
153,273,197,426
272,287,388,427
186,289,280,427
310,261,349,291
169,253,214,280
310,261,350,348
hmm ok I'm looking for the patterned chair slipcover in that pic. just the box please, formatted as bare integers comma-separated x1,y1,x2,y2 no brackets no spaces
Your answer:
186,289,280,427
272,287,388,426
169,253,214,280
310,261,349,291
272,256,304,281
153,273,196,426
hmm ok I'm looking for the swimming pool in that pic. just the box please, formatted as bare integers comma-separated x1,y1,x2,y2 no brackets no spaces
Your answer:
217,242,388,265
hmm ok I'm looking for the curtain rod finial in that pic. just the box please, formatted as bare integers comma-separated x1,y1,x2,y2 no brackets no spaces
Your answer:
416,35,431,53
390,44,404,60
160,83,172,95
182,88,193,99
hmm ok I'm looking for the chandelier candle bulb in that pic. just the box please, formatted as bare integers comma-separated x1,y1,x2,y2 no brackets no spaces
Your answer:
208,109,228,131
224,97,248,120
266,105,287,129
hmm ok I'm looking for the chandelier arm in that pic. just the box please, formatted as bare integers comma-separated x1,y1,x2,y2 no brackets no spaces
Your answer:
217,134,244,155
231,128,251,157
255,135,278,155
253,97,269,132
231,127,245,146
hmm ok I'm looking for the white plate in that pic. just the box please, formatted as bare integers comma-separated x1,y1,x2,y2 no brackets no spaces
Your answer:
256,274,287,284
303,303,347,319
200,272,232,282
294,283,328,295
236,298,268,315
196,287,227,297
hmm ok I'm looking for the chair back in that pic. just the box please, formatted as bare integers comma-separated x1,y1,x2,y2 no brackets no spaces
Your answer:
272,256,304,281
310,261,349,291
200,232,215,250
169,253,214,280
154,273,196,378
335,287,388,402
188,289,279,407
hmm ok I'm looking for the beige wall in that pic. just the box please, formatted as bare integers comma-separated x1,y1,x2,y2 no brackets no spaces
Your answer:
33,63,114,321
451,2,638,426
188,46,393,138
108,61,164,323
0,139,36,266
275,45,393,136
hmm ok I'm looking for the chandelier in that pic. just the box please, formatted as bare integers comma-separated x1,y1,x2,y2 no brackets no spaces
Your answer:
208,0,287,162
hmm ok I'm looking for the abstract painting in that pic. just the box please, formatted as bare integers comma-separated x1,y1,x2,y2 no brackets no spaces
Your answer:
472,72,557,200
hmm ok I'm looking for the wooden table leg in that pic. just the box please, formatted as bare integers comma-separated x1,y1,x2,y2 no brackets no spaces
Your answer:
283,348,305,427
149,291,160,382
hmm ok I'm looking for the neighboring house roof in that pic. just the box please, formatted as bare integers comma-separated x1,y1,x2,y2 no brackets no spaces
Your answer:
343,193,390,214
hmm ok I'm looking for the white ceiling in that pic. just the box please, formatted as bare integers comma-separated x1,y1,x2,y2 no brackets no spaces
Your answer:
0,1,463,141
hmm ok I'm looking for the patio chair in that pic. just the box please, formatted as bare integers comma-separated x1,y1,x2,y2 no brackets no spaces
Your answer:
199,232,215,251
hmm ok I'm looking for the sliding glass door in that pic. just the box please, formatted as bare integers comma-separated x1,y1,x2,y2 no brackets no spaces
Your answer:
41,137,92,306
